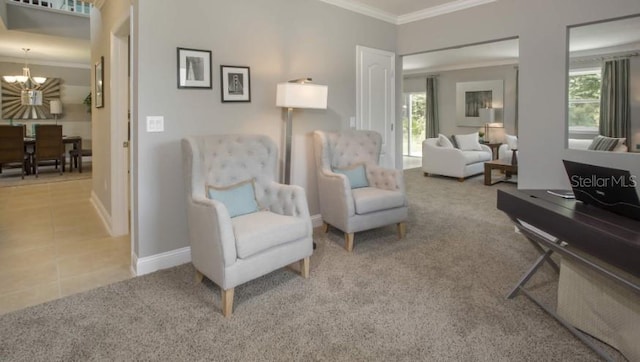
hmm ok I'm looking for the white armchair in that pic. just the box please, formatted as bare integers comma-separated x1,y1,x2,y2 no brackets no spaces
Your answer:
313,130,408,252
182,134,313,317
422,138,492,181
498,134,518,164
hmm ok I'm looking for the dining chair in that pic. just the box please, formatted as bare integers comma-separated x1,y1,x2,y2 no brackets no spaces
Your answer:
33,124,65,177
0,125,28,179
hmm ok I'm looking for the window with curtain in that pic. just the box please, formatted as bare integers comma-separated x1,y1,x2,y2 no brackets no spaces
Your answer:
402,92,426,157
568,68,601,134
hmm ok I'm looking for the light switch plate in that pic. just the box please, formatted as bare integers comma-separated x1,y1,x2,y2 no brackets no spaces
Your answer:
146,116,164,132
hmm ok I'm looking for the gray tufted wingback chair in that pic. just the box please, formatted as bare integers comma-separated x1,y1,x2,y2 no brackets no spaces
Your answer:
313,130,408,252
182,134,313,317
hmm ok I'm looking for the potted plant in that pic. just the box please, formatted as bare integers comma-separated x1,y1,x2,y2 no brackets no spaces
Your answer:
478,130,485,143
83,93,92,113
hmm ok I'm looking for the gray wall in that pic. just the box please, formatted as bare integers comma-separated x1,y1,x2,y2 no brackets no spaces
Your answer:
403,64,518,141
132,0,396,258
630,56,640,151
90,0,131,222
397,0,640,190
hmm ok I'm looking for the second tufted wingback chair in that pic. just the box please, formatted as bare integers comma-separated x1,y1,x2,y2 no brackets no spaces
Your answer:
313,130,408,252
182,134,313,317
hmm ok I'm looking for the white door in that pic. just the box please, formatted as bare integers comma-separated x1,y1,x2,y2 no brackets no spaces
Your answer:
356,45,396,168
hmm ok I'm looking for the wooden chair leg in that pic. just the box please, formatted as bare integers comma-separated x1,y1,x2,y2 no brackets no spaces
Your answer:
345,232,354,252
322,222,329,233
194,269,204,283
221,288,234,318
424,172,429,177
397,222,406,239
300,257,310,279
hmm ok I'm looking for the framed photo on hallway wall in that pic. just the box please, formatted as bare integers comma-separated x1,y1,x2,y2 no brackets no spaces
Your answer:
220,65,251,102
95,56,104,108
177,48,212,89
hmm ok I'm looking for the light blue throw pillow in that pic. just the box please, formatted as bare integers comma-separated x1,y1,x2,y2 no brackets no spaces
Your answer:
333,164,369,189
207,180,258,218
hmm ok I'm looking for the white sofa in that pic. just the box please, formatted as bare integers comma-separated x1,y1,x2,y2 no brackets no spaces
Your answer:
422,138,492,181
568,138,628,152
498,144,518,164
498,136,629,164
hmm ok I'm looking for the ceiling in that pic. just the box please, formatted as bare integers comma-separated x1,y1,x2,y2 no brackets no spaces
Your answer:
2,1,639,74
0,1,90,68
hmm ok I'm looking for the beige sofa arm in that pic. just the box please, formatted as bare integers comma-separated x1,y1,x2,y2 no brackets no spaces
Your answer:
317,168,355,220
264,182,311,218
366,164,405,194
188,196,237,270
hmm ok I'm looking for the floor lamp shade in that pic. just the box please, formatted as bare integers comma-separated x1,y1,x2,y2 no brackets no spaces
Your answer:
276,83,328,109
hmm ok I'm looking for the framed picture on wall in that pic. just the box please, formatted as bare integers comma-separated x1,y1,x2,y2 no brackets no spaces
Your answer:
95,56,104,108
220,65,251,102
177,47,212,89
455,80,503,126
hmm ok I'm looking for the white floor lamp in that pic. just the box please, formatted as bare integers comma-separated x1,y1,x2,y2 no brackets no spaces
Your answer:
276,79,328,184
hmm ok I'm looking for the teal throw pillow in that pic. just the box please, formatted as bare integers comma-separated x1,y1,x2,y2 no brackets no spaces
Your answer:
333,164,369,189
207,180,259,218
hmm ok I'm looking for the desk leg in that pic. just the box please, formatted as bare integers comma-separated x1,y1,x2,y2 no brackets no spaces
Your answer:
506,249,554,299
507,220,615,362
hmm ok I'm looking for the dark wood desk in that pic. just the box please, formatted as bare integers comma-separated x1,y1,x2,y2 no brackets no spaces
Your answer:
497,189,640,360
24,136,83,173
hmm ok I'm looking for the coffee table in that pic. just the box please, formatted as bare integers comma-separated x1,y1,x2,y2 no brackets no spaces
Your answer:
484,159,517,186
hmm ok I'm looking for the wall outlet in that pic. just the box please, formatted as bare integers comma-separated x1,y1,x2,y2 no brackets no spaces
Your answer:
146,116,164,132
349,116,356,129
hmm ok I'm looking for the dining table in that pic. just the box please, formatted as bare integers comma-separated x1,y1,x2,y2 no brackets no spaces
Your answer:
23,136,83,173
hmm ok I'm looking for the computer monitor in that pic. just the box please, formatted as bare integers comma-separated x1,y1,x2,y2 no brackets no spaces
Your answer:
563,160,640,221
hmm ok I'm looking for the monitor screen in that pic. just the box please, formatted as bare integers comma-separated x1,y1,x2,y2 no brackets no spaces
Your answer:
563,160,640,221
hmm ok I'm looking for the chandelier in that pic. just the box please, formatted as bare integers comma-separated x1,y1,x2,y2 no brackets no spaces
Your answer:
2,48,47,105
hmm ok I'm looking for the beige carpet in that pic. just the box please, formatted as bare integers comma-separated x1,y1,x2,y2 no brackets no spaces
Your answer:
0,169,623,361
0,162,91,187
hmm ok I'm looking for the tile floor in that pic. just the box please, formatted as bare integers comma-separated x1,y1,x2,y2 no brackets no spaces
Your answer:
0,179,132,315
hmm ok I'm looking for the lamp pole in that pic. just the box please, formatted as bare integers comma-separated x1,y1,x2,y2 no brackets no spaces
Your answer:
284,107,293,185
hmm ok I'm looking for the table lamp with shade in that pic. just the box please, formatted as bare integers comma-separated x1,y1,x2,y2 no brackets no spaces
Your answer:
276,78,328,184
49,99,62,124
479,108,500,143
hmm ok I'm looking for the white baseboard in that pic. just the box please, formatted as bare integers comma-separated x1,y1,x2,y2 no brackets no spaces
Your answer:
311,214,323,228
90,191,114,236
131,216,323,276
134,246,192,276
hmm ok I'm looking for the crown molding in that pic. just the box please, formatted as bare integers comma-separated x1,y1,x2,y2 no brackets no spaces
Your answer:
318,0,497,25
398,0,498,24
317,0,397,24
